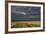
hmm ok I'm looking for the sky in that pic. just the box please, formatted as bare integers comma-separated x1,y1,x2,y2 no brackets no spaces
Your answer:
11,6,40,21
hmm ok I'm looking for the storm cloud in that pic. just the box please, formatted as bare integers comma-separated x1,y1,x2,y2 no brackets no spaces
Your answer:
11,6,40,21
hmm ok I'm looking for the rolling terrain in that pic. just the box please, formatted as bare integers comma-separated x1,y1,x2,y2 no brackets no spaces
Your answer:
11,21,41,28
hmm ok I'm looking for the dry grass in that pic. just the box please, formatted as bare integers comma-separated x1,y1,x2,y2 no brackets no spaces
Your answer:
11,21,41,28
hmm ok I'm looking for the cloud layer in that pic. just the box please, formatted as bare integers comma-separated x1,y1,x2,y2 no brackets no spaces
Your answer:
11,6,40,21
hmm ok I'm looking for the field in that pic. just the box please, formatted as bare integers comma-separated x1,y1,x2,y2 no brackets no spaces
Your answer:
11,21,41,28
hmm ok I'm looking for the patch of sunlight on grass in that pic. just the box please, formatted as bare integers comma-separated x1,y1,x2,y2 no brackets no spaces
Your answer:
11,21,41,28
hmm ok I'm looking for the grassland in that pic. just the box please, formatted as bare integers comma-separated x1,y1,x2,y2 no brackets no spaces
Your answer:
11,21,41,28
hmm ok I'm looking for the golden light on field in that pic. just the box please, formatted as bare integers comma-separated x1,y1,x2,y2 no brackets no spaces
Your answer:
11,21,41,28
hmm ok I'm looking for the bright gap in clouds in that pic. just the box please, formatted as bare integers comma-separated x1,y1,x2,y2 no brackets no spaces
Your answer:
15,11,26,15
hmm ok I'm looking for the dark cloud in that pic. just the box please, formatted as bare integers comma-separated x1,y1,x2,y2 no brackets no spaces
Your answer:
11,6,40,21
